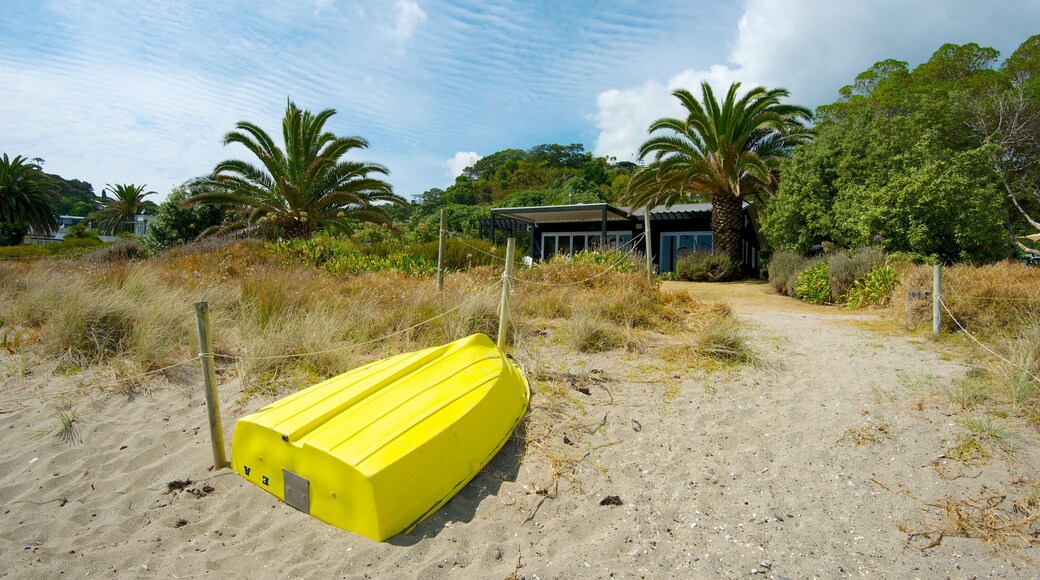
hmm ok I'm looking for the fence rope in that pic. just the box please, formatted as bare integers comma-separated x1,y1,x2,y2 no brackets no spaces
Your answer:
215,278,504,363
939,294,1040,302
938,296,1040,385
0,356,201,405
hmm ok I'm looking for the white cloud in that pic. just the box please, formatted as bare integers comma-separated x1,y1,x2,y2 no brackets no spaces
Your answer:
392,0,427,42
313,0,335,16
446,151,481,180
593,0,1040,162
593,65,749,162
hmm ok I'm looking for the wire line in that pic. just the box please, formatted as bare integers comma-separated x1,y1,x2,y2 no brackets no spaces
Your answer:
939,296,1040,385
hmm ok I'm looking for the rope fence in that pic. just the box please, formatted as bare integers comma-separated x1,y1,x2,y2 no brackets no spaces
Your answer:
938,295,1040,385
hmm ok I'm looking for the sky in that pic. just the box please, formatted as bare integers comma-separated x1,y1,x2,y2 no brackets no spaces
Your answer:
2,0,1039,203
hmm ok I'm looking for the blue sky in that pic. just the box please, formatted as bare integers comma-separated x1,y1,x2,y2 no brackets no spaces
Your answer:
2,0,1038,202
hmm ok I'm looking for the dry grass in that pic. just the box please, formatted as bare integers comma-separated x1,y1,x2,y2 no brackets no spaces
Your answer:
909,490,1040,550
0,241,757,398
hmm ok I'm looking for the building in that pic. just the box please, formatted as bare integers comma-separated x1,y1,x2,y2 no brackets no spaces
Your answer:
26,212,155,244
479,202,765,273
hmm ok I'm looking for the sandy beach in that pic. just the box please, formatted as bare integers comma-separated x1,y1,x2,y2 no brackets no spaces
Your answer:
2,281,1038,578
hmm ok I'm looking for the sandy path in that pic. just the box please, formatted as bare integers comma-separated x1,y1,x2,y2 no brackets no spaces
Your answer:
1,281,1037,578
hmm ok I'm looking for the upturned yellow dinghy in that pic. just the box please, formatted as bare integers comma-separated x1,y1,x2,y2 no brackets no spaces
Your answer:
230,333,529,541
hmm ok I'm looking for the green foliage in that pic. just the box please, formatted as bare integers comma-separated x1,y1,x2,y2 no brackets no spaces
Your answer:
0,154,59,235
794,261,831,303
763,39,1026,264
675,250,740,282
142,185,225,252
91,184,158,235
64,223,100,240
843,263,901,309
404,204,489,244
0,222,28,246
623,82,812,264
411,238,506,270
0,244,49,259
269,237,435,277
766,250,809,296
49,237,105,257
84,238,147,262
186,100,404,239
568,248,636,273
45,172,95,216
828,247,883,300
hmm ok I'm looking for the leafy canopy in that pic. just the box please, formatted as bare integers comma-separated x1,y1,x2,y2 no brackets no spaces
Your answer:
622,81,811,262
91,184,158,235
762,40,1029,263
186,100,404,239
0,153,59,235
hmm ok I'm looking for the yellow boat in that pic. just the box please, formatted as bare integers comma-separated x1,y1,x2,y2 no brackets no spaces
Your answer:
230,333,530,541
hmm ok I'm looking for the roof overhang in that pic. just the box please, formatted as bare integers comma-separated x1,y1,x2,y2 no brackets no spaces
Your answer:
490,203,632,225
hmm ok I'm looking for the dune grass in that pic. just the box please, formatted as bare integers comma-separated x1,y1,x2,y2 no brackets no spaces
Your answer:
0,241,754,396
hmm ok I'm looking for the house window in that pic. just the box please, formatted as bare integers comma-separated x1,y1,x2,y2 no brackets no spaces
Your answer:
660,232,713,273
542,231,633,259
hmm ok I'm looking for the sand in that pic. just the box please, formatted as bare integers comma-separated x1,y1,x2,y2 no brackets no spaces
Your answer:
2,281,1038,578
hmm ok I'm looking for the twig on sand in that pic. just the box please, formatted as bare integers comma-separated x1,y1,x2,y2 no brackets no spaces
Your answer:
523,479,559,524
868,475,898,494
586,413,607,435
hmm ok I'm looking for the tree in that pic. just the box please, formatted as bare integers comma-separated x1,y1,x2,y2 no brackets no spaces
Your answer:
186,100,404,239
623,82,812,264
0,153,59,236
764,40,1030,263
92,183,158,235
142,183,226,252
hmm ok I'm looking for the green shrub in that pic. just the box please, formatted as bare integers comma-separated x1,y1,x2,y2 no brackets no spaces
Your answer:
84,239,147,262
63,224,100,241
843,263,900,308
50,237,105,257
412,238,506,270
829,246,883,301
569,248,636,273
0,244,50,259
675,250,739,282
270,237,436,277
767,250,809,296
794,261,831,303
0,222,29,246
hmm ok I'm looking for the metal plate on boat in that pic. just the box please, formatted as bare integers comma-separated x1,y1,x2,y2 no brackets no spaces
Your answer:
283,469,310,513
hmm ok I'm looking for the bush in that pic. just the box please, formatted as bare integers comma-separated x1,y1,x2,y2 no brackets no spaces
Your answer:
0,222,29,246
270,237,436,277
843,262,900,308
412,238,506,270
0,244,49,259
767,250,809,296
84,239,147,262
49,237,105,257
675,250,739,282
829,246,883,301
794,261,831,304
64,224,100,241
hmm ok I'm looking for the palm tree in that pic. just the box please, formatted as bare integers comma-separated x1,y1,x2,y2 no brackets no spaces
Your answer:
623,82,812,265
93,184,158,234
0,154,59,235
186,100,404,239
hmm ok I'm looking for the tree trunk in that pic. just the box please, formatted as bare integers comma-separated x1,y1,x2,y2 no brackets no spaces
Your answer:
711,192,744,265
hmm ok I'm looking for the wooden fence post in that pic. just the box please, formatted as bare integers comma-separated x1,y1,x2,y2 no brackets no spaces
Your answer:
497,238,516,352
644,207,653,283
194,302,227,469
437,208,447,291
932,264,942,337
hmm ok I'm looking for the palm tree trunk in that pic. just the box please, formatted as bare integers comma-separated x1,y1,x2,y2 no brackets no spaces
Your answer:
711,192,744,265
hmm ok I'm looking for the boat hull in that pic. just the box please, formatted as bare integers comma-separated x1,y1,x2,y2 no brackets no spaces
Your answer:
230,333,529,541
